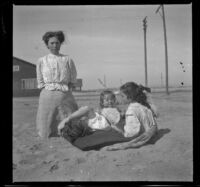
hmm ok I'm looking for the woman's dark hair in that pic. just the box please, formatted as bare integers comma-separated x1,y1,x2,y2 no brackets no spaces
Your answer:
42,31,65,46
120,82,151,109
61,119,93,143
99,90,116,108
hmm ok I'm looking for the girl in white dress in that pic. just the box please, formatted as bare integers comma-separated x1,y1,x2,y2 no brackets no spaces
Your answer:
36,31,78,139
113,82,158,138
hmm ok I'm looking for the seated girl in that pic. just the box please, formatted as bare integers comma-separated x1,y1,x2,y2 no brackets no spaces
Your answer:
99,81,158,150
111,82,158,137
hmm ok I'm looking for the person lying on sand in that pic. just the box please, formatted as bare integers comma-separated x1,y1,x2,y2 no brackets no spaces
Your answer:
57,90,124,142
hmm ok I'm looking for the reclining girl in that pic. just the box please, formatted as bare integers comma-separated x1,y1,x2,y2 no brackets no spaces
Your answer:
57,90,124,143
58,82,158,151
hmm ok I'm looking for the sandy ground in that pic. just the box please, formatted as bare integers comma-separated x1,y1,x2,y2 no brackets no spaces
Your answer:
13,90,193,181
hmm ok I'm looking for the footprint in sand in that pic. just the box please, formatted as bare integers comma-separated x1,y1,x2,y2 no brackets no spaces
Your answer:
18,158,36,169
76,157,86,164
96,154,106,162
49,161,59,172
45,154,56,163
29,143,43,154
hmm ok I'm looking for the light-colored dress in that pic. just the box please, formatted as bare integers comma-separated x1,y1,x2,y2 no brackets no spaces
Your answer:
88,112,110,130
124,102,157,137
101,108,121,126
36,53,77,91
88,108,121,131
36,53,78,139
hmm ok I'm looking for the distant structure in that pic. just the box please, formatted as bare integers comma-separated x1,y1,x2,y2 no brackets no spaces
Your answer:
97,75,107,88
72,78,83,91
13,57,83,96
98,78,106,88
13,57,39,97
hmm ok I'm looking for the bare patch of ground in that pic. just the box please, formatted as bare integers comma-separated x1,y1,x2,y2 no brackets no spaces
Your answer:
13,91,192,181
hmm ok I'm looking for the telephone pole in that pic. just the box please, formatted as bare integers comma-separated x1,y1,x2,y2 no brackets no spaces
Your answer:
156,4,169,95
161,72,163,87
104,74,106,88
143,16,148,87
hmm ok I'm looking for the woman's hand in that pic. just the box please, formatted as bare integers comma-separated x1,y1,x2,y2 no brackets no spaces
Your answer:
57,117,71,135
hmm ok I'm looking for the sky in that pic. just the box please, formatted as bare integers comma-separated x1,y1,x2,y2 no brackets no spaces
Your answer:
13,4,192,90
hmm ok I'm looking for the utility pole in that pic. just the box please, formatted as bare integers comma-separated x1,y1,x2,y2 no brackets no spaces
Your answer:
104,74,106,88
156,4,169,95
143,16,148,87
161,72,163,87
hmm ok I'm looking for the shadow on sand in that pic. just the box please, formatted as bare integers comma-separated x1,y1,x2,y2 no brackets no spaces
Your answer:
148,128,171,145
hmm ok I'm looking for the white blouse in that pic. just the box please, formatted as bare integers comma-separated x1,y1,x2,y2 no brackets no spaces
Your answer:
88,112,110,130
124,103,157,137
36,54,77,92
87,107,121,131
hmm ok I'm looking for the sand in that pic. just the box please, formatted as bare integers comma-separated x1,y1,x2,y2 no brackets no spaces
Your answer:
13,90,193,181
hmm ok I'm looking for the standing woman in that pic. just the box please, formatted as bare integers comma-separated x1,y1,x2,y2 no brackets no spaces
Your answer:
36,31,78,139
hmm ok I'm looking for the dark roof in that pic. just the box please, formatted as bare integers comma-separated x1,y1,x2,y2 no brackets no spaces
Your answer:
13,56,36,67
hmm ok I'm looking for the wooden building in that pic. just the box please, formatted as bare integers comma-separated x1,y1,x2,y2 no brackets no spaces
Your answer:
72,78,83,91
13,57,40,97
13,57,83,97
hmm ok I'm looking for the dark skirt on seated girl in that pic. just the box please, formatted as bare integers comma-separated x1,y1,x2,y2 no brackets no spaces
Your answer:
60,118,154,151
73,125,157,151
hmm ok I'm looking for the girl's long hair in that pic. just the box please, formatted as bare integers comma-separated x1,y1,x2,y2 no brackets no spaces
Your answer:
120,82,151,109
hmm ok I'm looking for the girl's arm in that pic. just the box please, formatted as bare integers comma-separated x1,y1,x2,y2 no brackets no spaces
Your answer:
69,58,77,84
57,106,93,134
66,106,92,121
123,113,141,138
36,59,45,89
111,125,124,134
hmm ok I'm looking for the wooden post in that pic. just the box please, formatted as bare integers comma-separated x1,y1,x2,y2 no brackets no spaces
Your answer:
143,16,148,87
156,4,169,95
161,72,163,87
161,5,169,95
104,74,106,88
